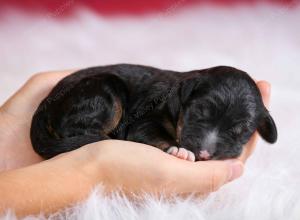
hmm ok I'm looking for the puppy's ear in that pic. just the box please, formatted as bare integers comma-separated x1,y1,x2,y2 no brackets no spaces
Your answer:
180,78,203,104
167,78,199,123
167,83,181,122
257,111,277,143
180,77,209,104
181,79,195,104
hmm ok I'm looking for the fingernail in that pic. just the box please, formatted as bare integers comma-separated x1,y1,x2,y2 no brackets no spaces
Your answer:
227,160,244,182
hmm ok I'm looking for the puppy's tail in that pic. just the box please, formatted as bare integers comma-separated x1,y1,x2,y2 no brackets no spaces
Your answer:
30,111,108,159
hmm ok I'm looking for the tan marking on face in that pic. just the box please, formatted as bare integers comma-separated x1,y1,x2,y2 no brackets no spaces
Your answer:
103,98,123,134
176,110,184,144
47,120,60,139
162,118,176,139
156,142,172,151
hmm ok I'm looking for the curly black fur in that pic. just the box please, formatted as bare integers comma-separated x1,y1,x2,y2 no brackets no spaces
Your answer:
30,64,277,160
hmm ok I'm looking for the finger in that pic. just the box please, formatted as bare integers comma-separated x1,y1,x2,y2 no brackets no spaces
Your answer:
238,80,271,162
256,80,271,108
90,140,243,196
164,159,243,195
1,69,77,118
238,132,259,162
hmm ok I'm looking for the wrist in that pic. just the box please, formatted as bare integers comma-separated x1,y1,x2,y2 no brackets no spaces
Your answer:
65,144,105,191
79,140,130,193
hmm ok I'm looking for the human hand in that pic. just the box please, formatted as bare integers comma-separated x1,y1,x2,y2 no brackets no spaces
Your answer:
0,69,270,195
68,80,270,196
0,71,271,217
79,81,271,196
0,70,76,170
238,81,271,162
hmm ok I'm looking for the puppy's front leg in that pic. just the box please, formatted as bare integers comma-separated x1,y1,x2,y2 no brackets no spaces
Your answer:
126,118,195,161
166,146,195,162
126,118,176,149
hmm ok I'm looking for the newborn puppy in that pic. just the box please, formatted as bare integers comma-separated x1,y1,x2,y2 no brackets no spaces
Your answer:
30,64,277,161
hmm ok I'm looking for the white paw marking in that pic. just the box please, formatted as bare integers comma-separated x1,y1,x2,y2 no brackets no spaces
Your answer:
187,150,196,162
167,146,179,155
167,146,195,162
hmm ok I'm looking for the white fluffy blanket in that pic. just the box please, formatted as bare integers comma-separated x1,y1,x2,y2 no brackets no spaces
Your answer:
1,3,300,220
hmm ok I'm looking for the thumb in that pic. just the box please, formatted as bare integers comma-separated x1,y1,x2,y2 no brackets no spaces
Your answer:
166,159,244,194
194,159,244,193
1,70,75,119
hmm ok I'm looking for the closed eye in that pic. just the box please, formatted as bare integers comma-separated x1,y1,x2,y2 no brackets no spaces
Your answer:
229,122,250,135
193,102,216,120
230,126,243,134
200,107,211,118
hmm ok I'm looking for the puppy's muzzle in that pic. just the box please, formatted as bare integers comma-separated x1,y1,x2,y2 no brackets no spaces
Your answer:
197,130,218,160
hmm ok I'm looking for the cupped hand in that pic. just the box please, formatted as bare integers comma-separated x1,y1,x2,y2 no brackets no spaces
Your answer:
0,70,271,195
0,70,76,170
88,80,271,195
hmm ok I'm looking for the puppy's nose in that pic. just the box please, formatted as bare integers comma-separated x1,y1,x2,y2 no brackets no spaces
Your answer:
199,150,211,160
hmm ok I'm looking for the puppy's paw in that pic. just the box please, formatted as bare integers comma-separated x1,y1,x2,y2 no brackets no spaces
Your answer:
166,146,195,162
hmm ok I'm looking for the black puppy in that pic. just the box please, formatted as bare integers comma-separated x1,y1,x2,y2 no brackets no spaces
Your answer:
30,64,277,161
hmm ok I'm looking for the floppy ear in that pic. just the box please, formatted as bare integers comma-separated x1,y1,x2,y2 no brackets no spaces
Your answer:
180,78,204,104
181,79,195,104
167,78,199,123
180,77,209,104
257,111,277,143
167,87,181,122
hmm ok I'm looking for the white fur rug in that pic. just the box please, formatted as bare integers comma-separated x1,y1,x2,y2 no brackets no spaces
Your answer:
1,3,300,220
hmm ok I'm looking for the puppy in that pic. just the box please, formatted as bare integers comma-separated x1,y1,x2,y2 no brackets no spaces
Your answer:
30,64,277,161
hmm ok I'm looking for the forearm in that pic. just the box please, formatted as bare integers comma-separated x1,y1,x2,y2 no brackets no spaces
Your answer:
0,111,43,171
0,143,43,172
0,148,99,217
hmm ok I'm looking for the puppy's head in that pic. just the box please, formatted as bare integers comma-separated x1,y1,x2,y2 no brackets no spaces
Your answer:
177,66,277,161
